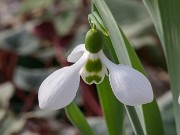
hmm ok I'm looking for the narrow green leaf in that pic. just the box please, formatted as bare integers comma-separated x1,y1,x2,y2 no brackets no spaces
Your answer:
93,1,143,134
97,77,125,135
142,0,164,45
143,0,180,134
93,0,164,135
141,101,164,135
93,4,126,135
124,106,144,135
121,28,165,135
92,0,131,65
65,102,95,135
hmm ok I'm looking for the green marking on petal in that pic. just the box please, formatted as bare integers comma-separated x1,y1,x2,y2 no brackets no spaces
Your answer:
86,75,102,84
85,59,102,73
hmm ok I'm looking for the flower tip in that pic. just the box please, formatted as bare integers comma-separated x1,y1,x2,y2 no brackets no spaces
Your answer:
67,44,86,63
38,97,49,110
141,85,154,104
38,99,60,110
39,102,46,110
130,81,154,106
141,93,154,105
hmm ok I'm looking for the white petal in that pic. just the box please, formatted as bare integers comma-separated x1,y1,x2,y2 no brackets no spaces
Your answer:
67,44,85,63
38,52,88,110
178,96,180,104
109,65,153,106
98,51,153,105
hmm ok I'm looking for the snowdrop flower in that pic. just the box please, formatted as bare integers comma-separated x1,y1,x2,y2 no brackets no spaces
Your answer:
38,29,153,110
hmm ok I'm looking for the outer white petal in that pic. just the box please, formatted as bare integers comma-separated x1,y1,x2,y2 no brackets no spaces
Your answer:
178,96,180,104
109,65,153,106
67,44,85,63
38,52,88,110
99,51,153,106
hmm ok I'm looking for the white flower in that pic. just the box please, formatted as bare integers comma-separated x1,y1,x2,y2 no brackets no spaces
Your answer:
38,44,153,110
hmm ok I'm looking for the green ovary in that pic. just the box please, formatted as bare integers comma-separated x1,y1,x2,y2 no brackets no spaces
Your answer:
85,29,103,53
85,59,102,72
86,75,102,84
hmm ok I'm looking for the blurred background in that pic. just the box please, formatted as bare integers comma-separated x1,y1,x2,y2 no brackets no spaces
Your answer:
0,0,174,135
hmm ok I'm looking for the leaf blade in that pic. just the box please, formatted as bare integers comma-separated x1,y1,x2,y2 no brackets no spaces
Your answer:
93,0,164,135
65,102,95,135
121,28,165,135
143,0,180,134
97,77,125,135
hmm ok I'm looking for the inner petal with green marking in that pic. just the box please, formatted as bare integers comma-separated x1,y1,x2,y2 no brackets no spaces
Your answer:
80,53,107,84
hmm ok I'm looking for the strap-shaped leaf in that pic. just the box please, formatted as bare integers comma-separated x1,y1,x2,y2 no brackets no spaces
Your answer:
143,0,180,134
97,76,125,135
65,102,95,135
121,28,164,135
93,0,164,135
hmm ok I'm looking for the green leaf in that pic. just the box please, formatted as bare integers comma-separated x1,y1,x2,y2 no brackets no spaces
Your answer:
92,4,126,135
143,0,180,134
92,0,131,65
92,3,128,135
97,77,125,135
93,0,164,135
121,28,165,135
101,33,144,135
65,102,95,135
92,1,144,135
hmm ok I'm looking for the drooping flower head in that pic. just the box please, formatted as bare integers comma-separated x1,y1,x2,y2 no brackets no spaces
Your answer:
38,28,153,110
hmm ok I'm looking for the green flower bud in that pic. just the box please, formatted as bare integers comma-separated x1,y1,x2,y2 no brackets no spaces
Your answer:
85,29,103,53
